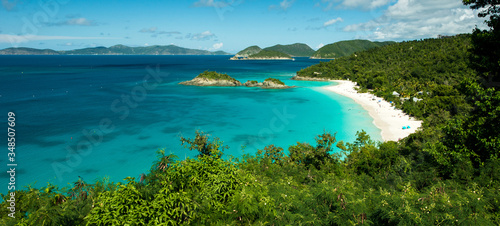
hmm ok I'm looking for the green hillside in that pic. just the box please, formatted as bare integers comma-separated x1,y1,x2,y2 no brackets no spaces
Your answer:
263,43,315,57
312,40,395,59
300,35,473,118
0,47,60,55
232,45,262,58
61,45,230,55
298,34,500,187
247,50,292,59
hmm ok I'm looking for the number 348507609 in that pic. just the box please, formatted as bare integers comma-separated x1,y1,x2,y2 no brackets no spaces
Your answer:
8,112,15,156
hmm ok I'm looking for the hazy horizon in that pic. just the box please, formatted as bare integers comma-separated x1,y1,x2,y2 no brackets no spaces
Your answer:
0,0,488,53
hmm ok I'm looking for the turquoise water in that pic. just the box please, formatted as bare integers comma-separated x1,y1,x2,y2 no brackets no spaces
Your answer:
0,55,380,189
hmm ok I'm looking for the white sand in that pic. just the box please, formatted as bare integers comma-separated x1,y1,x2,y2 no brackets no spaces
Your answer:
324,80,422,142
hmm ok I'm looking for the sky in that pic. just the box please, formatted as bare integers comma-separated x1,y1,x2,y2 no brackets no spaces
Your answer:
0,0,489,53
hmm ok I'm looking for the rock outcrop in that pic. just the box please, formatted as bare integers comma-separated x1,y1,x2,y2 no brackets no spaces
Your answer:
243,80,263,87
179,71,242,87
179,77,242,86
261,78,292,89
180,71,292,89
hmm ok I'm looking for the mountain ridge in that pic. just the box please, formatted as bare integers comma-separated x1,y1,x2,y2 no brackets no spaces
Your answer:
263,43,315,57
0,45,231,55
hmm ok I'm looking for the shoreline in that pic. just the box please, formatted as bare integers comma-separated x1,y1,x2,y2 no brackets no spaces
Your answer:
323,80,422,142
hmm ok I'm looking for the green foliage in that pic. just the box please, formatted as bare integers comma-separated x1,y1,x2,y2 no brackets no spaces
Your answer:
263,43,315,57
233,45,262,57
431,79,500,172
248,50,292,59
312,39,395,59
263,77,285,85
235,43,314,58
299,35,475,119
463,0,500,86
0,178,117,226
1,129,499,225
195,71,238,82
298,36,478,170
288,132,339,170
180,130,228,158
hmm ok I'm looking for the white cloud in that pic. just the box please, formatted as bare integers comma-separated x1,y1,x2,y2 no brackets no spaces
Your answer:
190,30,217,41
139,28,181,38
158,31,181,35
269,0,295,11
280,0,295,10
66,18,96,26
316,43,325,49
211,42,223,50
343,0,391,10
320,0,391,10
343,0,487,40
139,27,158,33
47,18,99,26
0,34,116,44
324,17,343,27
193,0,232,8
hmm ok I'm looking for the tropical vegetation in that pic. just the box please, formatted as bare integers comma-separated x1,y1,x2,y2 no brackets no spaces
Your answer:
311,40,395,59
247,50,292,59
263,78,285,86
1,1,499,225
263,43,315,57
195,71,238,82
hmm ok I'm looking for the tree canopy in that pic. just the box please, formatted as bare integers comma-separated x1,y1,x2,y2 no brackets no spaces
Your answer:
463,0,500,86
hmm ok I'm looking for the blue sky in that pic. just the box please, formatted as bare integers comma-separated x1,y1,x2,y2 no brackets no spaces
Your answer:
0,0,487,53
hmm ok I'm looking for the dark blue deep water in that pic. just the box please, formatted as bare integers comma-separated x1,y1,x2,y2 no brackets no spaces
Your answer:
0,55,380,189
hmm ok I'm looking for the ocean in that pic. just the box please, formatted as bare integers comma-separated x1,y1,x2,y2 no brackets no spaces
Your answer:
0,55,381,190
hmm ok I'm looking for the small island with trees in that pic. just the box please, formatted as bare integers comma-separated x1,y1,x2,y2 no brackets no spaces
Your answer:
179,71,243,86
180,71,293,89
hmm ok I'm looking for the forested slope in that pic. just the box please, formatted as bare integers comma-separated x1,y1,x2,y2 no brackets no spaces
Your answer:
2,22,500,226
299,34,474,120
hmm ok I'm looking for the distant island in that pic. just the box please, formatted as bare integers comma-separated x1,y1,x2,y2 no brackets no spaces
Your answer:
236,50,293,60
230,43,313,60
180,71,292,89
179,71,242,87
230,40,395,60
311,40,395,59
1,40,396,57
0,44,231,55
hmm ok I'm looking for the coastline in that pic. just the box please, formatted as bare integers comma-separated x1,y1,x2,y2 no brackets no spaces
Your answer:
323,80,422,142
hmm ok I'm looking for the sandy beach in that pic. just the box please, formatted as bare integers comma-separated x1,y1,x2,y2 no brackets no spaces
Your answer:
324,80,422,142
